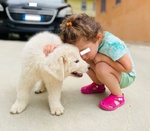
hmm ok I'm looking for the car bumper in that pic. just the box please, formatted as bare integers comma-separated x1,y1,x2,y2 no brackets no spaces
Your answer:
0,18,62,34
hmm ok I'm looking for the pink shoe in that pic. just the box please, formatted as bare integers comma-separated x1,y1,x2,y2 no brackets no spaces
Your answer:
99,94,125,111
81,83,106,94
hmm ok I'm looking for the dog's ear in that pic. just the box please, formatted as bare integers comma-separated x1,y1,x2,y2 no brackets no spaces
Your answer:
46,56,65,81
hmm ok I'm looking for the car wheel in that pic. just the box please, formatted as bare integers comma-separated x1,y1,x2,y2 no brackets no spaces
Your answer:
20,33,27,41
0,33,9,40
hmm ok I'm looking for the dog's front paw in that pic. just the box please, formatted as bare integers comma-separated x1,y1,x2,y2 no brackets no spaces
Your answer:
50,105,64,116
10,103,26,114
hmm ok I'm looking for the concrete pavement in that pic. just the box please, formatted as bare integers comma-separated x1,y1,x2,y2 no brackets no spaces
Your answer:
0,40,150,131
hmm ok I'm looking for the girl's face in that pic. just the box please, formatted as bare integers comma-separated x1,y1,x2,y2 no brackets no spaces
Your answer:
74,37,100,61
74,33,103,61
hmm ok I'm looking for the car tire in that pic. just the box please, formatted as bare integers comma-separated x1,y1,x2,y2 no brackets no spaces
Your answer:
20,33,27,41
0,33,9,40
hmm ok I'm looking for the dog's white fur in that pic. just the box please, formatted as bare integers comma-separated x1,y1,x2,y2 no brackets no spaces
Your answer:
10,32,89,115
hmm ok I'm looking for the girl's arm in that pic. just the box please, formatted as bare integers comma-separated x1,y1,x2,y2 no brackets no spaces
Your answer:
93,53,133,73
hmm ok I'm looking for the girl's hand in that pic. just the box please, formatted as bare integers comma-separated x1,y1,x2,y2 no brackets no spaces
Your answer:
43,44,58,56
93,53,105,64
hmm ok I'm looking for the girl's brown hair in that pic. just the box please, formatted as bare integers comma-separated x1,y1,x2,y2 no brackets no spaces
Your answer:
59,13,103,44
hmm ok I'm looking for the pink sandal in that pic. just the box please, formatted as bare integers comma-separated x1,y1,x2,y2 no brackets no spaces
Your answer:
81,83,106,94
99,94,125,111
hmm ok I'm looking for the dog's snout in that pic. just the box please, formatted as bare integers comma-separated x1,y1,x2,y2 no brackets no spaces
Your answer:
88,65,91,70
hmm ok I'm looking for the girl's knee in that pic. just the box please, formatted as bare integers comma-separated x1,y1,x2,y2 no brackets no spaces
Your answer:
95,62,121,82
95,62,108,73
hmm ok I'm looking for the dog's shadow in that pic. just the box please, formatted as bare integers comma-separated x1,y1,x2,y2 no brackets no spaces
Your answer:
30,87,108,113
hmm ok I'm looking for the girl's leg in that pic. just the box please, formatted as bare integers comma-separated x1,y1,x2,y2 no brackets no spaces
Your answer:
87,68,102,85
81,60,105,94
95,62,125,110
95,62,122,96
86,60,103,84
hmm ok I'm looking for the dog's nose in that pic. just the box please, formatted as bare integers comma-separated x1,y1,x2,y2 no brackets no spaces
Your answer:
88,65,91,70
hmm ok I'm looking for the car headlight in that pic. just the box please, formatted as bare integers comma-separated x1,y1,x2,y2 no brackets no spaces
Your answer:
0,4,4,11
57,7,73,18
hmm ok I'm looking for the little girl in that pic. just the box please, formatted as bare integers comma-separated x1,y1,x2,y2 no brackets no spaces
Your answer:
44,13,136,111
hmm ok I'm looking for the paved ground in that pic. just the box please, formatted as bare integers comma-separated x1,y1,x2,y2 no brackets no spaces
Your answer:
0,40,150,131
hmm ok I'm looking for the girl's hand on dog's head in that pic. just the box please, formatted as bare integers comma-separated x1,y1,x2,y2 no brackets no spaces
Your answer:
43,44,58,56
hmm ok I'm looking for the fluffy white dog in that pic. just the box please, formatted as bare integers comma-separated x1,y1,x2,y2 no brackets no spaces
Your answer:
10,32,89,115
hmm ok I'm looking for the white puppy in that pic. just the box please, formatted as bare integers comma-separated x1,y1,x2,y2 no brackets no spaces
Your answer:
10,32,89,116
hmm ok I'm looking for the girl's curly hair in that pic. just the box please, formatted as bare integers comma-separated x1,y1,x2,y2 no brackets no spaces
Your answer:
59,13,103,44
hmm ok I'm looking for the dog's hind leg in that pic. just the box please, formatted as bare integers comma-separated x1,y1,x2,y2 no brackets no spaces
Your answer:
34,80,47,94
10,72,37,114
